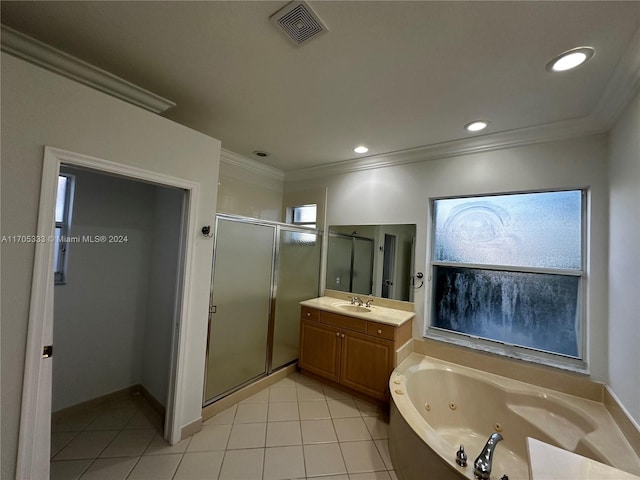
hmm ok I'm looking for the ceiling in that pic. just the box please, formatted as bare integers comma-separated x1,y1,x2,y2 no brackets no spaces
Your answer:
1,1,639,172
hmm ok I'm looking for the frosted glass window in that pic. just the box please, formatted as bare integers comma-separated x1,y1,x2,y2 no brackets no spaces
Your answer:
429,190,584,361
433,191,582,269
292,204,317,228
433,267,580,357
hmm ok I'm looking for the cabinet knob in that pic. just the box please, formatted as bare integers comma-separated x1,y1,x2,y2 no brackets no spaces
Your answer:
307,312,311,317
341,333,345,338
336,332,340,336
377,329,382,334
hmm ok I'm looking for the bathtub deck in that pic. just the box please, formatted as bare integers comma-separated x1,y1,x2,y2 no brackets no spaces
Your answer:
528,437,640,480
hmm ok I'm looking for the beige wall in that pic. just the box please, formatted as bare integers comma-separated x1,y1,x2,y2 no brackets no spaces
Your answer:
608,90,640,425
217,150,284,221
284,135,610,383
1,53,221,479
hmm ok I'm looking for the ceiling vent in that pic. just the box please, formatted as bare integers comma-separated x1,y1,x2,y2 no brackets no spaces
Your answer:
270,1,328,46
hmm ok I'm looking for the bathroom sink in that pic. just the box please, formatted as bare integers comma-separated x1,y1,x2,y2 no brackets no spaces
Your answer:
332,303,371,313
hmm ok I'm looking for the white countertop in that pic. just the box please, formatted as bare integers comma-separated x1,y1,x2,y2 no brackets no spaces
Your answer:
527,437,640,480
300,296,414,327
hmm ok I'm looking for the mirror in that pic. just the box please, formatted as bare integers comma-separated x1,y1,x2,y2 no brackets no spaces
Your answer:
326,224,416,302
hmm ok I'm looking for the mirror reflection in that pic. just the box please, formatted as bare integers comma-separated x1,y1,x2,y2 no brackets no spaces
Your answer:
326,224,416,302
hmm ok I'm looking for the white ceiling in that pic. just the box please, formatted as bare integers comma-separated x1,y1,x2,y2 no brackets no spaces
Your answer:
2,1,639,172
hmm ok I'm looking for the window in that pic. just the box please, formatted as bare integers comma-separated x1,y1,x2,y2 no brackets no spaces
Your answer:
54,174,74,284
428,190,584,365
291,204,317,229
288,204,318,244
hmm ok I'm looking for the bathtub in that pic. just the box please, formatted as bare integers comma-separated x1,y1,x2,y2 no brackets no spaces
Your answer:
389,353,640,480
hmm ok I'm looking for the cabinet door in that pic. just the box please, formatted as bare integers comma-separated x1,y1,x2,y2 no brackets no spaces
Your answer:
299,319,341,383
340,330,394,401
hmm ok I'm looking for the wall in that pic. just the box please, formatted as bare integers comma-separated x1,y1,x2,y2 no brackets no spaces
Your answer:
1,53,220,479
608,89,640,425
53,168,155,411
284,135,610,382
217,150,284,221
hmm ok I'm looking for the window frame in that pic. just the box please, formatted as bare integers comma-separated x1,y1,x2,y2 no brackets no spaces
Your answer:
289,203,317,229
54,173,75,285
425,188,588,372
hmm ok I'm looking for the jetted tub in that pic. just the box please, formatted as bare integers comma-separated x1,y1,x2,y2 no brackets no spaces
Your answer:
389,353,640,480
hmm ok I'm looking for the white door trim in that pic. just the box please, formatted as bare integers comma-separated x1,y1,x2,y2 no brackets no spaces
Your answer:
17,146,200,479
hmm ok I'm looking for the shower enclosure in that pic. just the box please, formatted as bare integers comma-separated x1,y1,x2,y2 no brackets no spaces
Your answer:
325,232,374,295
204,214,322,404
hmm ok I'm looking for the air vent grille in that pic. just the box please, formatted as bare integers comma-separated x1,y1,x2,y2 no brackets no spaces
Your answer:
270,1,327,46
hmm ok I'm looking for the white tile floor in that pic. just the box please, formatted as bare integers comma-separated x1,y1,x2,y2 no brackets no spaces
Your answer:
50,373,398,480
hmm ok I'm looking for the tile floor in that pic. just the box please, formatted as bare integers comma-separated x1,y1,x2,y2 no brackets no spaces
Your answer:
51,372,398,480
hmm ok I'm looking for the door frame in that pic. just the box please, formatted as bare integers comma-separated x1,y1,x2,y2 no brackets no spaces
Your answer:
17,146,200,479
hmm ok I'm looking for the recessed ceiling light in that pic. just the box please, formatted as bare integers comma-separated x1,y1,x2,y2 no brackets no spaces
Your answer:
465,121,488,132
546,47,594,72
354,145,369,154
253,150,270,157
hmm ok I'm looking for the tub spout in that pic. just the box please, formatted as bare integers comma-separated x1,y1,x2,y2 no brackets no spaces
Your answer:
473,432,503,479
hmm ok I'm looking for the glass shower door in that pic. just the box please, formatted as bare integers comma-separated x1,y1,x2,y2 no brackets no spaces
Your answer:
204,217,276,403
326,234,352,292
352,237,374,295
271,228,321,370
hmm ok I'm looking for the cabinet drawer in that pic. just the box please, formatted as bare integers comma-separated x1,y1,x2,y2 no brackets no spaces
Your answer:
301,307,320,322
320,311,367,333
366,321,395,341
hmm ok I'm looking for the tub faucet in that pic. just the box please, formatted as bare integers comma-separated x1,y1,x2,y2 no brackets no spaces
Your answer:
473,432,503,479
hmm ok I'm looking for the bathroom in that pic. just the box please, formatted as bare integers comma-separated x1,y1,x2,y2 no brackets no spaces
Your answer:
2,2,639,479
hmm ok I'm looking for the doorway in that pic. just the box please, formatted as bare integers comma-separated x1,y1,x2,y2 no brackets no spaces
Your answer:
18,147,198,480
52,165,185,404
50,165,185,469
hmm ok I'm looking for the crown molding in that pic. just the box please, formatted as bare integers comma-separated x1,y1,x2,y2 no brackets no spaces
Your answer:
284,115,607,182
220,148,285,181
285,24,640,183
1,25,175,114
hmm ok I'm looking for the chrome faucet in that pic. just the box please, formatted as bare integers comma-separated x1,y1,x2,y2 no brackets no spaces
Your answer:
473,433,503,479
350,296,363,306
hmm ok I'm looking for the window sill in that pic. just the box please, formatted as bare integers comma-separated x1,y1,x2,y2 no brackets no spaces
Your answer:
423,328,589,376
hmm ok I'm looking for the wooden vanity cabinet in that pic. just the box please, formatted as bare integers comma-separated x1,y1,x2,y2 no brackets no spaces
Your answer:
299,319,341,383
339,329,394,400
299,306,411,402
